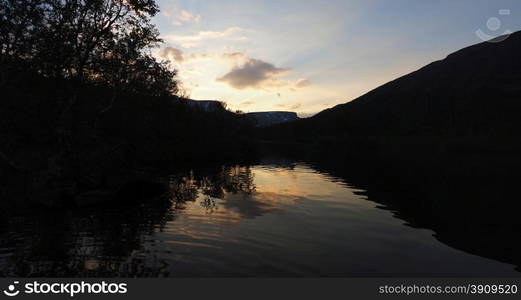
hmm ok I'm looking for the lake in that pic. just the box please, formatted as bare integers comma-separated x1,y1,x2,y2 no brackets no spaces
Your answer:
0,159,519,277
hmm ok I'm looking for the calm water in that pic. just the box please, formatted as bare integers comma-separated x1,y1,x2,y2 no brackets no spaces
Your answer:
0,162,519,277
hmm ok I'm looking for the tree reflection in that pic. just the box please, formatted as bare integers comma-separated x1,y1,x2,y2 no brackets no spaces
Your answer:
0,165,257,277
200,196,218,214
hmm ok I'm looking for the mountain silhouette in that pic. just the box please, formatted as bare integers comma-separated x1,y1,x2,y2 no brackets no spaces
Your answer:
265,31,521,138
246,111,299,127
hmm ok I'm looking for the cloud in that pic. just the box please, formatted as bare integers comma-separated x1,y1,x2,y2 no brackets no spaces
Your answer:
160,47,185,62
162,8,201,25
159,47,213,63
222,52,246,60
163,27,248,48
276,103,301,110
240,101,256,107
163,10,173,18
222,52,249,64
175,10,201,24
290,103,302,110
296,79,311,88
217,57,289,90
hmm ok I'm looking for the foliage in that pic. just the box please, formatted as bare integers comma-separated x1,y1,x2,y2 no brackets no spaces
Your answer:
0,0,177,96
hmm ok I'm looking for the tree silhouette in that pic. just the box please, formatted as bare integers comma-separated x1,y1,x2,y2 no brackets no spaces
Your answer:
0,0,176,96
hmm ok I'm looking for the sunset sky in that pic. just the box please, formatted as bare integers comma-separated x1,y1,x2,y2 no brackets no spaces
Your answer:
152,0,521,116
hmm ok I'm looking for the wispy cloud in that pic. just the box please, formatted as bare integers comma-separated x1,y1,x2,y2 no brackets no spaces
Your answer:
159,47,185,62
163,27,248,48
295,79,311,88
159,47,211,63
240,101,256,107
162,8,201,25
177,10,201,23
276,103,301,110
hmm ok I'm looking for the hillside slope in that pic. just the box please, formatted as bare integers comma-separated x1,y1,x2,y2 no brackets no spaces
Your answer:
266,32,521,138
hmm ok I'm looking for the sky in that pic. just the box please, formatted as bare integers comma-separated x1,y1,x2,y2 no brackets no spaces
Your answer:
152,0,521,116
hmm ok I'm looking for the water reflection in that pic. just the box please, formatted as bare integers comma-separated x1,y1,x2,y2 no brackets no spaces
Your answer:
0,163,519,277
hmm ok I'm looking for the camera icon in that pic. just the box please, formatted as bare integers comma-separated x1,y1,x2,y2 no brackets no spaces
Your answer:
476,9,513,43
